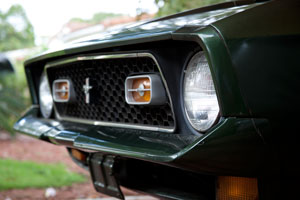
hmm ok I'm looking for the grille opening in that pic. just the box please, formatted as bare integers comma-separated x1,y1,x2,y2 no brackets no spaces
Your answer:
46,53,175,131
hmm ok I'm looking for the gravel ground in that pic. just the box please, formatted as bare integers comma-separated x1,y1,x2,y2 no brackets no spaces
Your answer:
0,132,148,200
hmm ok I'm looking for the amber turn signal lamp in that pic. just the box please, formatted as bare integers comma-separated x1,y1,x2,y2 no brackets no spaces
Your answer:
217,176,259,200
52,79,70,102
132,78,151,102
71,149,87,162
125,74,167,105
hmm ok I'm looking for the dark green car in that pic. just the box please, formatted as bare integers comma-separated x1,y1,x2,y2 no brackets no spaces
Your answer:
14,0,300,199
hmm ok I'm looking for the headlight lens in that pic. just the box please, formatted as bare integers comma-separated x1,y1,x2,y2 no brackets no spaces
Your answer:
184,51,219,132
39,72,53,118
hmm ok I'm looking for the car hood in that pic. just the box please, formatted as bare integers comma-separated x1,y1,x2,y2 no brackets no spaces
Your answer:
78,3,257,44
26,2,260,64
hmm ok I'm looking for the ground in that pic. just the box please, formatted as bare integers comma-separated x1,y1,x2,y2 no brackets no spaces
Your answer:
0,132,150,200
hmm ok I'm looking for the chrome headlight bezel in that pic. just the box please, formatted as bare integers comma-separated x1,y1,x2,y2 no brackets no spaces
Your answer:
39,72,53,118
183,51,220,132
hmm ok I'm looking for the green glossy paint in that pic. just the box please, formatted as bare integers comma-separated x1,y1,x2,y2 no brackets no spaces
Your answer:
14,1,300,188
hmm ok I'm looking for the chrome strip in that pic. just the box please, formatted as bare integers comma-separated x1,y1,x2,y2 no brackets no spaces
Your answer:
138,53,176,126
45,52,176,133
20,104,39,117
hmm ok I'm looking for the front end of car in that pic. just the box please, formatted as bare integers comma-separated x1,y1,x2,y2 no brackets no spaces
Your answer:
14,0,300,199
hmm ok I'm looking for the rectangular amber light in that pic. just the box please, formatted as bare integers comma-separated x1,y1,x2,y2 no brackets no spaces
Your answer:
125,74,167,105
71,149,87,162
217,176,259,200
131,77,151,102
52,79,70,102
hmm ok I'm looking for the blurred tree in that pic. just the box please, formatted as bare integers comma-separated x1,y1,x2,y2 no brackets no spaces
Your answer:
155,0,228,16
0,55,30,136
0,73,28,134
136,0,146,21
0,4,35,51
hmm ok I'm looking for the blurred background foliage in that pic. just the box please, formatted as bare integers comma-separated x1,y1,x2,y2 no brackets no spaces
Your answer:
0,4,33,135
155,0,227,16
0,60,30,135
0,4,35,52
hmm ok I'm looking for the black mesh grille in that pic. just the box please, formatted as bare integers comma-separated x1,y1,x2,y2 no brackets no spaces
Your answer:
46,55,175,129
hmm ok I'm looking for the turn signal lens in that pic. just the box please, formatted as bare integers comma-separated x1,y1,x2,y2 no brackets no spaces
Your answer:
132,78,151,102
217,176,259,200
71,149,87,162
125,74,167,105
53,80,70,102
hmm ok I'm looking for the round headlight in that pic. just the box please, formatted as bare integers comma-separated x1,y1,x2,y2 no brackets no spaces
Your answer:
184,51,219,132
39,72,53,118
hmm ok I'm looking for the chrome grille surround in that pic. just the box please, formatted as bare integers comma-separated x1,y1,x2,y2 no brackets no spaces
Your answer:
45,53,176,133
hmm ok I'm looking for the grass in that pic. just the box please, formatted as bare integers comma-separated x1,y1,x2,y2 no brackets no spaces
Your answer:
0,159,86,191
